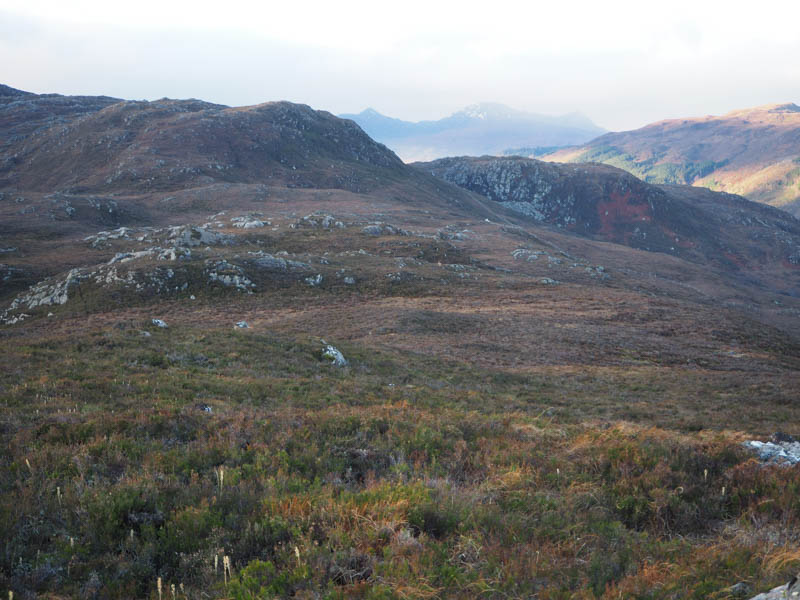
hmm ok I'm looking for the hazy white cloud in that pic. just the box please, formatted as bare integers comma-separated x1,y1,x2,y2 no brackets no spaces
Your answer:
1,0,798,130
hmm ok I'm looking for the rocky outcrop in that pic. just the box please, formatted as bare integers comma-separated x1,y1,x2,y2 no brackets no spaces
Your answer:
744,433,800,465
417,156,670,236
231,215,268,229
416,156,800,283
362,223,410,236
205,260,254,292
322,344,348,367
250,252,310,272
748,581,798,599
292,213,345,230
168,225,232,247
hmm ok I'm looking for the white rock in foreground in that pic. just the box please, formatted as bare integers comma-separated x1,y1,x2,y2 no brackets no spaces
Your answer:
305,274,323,287
322,345,347,367
744,440,800,465
748,582,798,599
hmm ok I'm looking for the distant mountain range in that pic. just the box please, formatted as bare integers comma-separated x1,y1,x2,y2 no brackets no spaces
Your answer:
544,103,800,217
340,103,605,162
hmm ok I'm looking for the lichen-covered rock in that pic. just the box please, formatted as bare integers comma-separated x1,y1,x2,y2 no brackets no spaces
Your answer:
250,253,309,272
1,257,194,324
305,274,323,286
292,213,345,230
511,248,546,261
205,260,254,292
362,223,409,236
231,216,268,229
748,582,798,599
3,268,84,316
242,220,265,229
323,344,347,367
725,582,752,597
744,439,800,465
168,225,232,247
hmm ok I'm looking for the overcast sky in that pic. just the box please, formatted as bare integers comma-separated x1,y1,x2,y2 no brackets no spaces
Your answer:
2,0,799,131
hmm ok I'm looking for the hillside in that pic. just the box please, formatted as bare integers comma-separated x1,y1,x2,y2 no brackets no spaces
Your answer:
2,86,800,600
340,103,605,162
0,94,406,194
416,156,800,298
544,103,800,216
0,84,120,154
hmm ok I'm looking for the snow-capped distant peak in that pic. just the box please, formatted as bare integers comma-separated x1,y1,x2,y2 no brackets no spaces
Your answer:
456,102,520,120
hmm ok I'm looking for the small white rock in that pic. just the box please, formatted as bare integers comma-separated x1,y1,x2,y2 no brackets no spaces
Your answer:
305,274,323,286
322,344,347,367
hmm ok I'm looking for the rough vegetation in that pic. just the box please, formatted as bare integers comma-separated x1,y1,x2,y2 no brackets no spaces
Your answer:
2,85,800,599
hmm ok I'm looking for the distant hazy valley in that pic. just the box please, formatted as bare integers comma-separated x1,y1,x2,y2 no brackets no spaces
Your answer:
340,102,605,162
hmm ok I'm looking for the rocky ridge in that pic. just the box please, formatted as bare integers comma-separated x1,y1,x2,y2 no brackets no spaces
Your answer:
0,88,405,194
416,156,800,294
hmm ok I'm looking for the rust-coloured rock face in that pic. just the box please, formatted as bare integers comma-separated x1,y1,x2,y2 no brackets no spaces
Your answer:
415,156,800,291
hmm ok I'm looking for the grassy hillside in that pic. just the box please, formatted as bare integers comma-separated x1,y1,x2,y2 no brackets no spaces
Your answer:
3,209,800,599
545,104,800,216
3,92,800,599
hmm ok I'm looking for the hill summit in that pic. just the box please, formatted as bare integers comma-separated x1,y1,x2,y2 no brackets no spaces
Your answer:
0,91,404,195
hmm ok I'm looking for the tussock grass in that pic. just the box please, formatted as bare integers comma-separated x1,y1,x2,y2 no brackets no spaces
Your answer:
2,322,800,598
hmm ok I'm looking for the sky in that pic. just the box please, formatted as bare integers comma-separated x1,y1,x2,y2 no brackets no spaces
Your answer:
1,0,799,131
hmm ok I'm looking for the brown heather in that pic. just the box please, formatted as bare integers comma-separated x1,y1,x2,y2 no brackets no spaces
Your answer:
1,86,800,599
